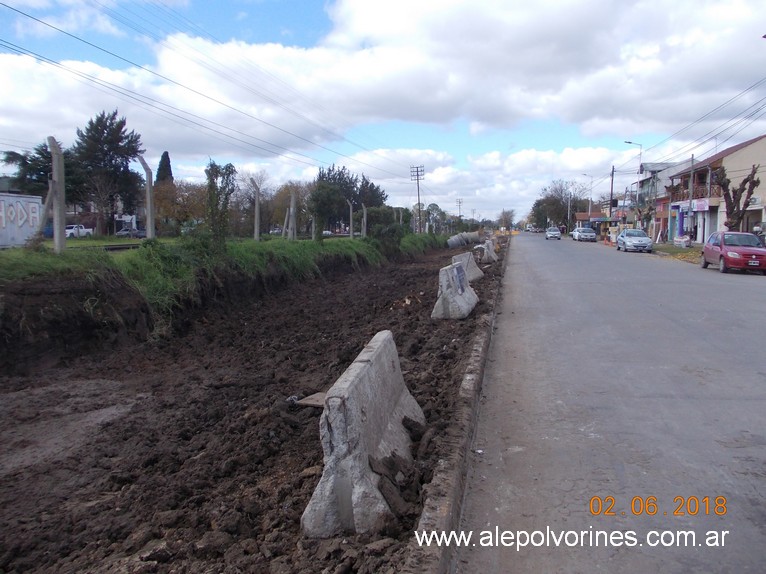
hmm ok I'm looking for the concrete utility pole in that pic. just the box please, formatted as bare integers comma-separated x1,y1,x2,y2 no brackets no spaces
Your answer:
688,154,695,243
456,198,462,219
137,156,155,239
609,165,615,218
411,165,424,233
47,137,66,254
249,177,260,241
361,204,367,238
346,199,354,238
289,189,297,240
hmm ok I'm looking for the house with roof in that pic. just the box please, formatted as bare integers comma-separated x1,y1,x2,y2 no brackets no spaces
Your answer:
635,161,688,242
666,134,766,243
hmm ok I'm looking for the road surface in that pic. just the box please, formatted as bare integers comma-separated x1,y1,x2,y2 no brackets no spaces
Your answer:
453,233,766,573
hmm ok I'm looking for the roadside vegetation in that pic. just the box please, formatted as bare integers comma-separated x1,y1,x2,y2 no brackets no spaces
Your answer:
0,231,448,328
652,243,700,263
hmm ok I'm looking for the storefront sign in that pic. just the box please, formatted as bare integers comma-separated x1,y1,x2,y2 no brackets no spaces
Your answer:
691,199,709,211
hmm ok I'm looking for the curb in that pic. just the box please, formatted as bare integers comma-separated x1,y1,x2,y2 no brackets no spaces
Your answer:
400,241,509,574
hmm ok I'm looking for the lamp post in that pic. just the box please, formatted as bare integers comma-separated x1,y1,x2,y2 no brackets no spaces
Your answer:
624,141,642,227
582,173,593,217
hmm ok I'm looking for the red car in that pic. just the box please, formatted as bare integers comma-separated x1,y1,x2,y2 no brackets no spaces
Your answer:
700,231,766,273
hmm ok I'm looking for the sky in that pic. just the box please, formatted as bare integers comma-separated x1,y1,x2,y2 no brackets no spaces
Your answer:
2,0,766,223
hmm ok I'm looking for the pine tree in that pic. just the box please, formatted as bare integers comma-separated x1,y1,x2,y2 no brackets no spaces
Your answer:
155,151,174,185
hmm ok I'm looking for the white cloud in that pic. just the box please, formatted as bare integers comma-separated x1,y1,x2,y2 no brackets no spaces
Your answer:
3,0,766,221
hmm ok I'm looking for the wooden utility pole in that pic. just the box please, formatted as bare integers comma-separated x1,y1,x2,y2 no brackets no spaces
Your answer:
411,165,424,233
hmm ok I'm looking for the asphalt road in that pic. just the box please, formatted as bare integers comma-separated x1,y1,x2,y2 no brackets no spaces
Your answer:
453,233,766,573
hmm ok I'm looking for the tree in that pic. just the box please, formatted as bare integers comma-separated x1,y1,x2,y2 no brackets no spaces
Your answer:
358,174,387,208
716,165,761,231
425,203,446,234
308,180,346,240
532,180,587,229
277,180,312,235
235,169,273,237
175,181,207,227
205,160,237,250
497,209,515,230
155,151,173,185
3,141,87,204
152,152,180,235
72,110,144,234
319,164,358,206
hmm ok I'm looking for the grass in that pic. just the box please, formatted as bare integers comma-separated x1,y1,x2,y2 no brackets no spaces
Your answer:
0,245,116,282
653,243,701,263
0,234,393,326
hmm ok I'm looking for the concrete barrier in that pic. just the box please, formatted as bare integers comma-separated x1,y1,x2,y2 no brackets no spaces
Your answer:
301,330,425,538
451,252,483,283
480,239,498,263
446,231,482,248
431,263,479,320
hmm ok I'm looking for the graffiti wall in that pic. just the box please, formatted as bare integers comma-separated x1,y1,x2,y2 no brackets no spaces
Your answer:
0,193,43,248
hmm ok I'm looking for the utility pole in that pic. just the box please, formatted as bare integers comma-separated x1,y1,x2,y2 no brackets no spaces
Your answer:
249,178,260,241
137,156,155,239
456,198,462,219
411,165,424,233
47,136,66,254
609,165,615,218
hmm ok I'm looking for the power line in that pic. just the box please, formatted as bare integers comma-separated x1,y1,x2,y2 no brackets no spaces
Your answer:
0,3,410,180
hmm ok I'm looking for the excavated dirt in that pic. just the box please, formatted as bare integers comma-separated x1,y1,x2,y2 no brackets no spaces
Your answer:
0,241,505,574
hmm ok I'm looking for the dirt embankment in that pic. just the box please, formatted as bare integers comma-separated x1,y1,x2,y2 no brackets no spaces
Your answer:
0,242,505,573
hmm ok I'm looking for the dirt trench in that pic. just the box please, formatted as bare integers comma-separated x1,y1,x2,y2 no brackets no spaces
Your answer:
0,243,504,573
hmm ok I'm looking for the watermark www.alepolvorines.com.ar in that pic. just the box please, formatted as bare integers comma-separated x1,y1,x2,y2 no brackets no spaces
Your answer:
414,525,730,551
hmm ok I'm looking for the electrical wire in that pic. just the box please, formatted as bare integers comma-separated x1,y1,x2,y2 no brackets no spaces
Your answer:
1,3,410,181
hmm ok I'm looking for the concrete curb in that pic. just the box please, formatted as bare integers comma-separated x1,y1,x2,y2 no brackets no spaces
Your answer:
401,240,509,574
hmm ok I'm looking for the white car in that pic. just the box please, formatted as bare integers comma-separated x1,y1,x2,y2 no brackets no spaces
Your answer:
572,227,597,242
545,227,561,240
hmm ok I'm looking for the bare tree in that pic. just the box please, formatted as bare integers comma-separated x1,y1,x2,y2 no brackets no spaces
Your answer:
716,165,761,231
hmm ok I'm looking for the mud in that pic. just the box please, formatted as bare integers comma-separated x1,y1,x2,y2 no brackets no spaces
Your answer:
0,242,504,573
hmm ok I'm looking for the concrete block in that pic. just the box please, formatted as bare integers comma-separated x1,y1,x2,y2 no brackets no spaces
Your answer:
431,263,479,320
451,252,484,283
481,239,498,263
460,231,481,244
446,235,465,248
301,330,425,538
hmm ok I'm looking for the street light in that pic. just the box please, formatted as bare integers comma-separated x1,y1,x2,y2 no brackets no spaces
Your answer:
624,141,643,226
582,173,594,216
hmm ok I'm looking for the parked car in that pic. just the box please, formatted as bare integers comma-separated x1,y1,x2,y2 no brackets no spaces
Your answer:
572,227,597,242
115,228,147,238
65,224,93,238
616,228,653,252
700,231,766,273
545,227,561,240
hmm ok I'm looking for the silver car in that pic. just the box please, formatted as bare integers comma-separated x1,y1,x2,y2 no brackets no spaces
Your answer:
616,228,653,252
545,227,561,240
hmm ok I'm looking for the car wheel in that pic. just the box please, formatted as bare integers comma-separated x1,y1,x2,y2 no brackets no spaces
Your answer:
718,257,728,273
700,255,708,269
616,243,620,251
